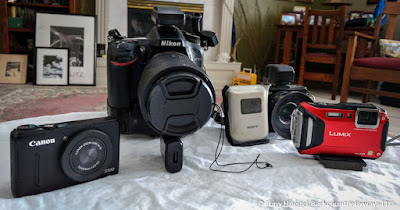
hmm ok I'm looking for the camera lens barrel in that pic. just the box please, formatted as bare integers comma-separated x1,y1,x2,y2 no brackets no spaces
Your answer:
138,52,215,136
270,91,313,139
61,130,114,182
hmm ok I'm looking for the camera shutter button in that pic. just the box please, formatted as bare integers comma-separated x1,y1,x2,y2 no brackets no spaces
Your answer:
118,42,132,51
43,124,57,129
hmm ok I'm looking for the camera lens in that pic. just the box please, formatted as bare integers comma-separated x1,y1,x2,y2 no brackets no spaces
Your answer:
80,147,98,165
61,130,113,182
70,138,106,175
271,92,313,139
138,52,215,136
357,111,378,126
279,102,297,125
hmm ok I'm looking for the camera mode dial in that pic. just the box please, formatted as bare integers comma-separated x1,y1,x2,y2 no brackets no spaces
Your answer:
17,124,37,130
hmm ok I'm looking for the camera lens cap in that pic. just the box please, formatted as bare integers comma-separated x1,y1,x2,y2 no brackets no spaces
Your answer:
138,52,215,137
60,129,113,182
146,73,214,136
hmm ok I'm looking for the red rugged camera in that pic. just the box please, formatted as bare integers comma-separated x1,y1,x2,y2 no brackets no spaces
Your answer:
291,102,389,159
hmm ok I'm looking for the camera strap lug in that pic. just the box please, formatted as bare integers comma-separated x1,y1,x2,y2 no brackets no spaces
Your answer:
108,29,125,43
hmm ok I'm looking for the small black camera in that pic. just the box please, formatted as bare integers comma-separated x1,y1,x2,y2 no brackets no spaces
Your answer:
10,117,120,197
266,64,314,139
107,6,218,137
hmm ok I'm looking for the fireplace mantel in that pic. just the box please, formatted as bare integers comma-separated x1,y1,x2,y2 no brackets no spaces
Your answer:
96,0,235,61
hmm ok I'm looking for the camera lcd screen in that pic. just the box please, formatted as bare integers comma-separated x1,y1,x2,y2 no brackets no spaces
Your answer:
241,98,262,114
357,111,378,126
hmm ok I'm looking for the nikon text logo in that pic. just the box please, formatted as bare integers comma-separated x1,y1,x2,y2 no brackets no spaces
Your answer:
161,40,181,47
29,138,56,147
329,131,351,137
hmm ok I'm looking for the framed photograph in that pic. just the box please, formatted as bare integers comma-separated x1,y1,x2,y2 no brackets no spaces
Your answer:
288,12,303,25
349,11,363,20
0,54,28,84
293,6,307,13
35,47,69,86
362,12,374,19
280,14,297,25
35,13,96,85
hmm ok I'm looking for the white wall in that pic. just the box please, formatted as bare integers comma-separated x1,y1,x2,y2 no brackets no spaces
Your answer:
107,0,128,37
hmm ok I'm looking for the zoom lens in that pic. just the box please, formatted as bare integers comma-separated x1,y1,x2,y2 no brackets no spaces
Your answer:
137,52,215,136
271,92,313,139
279,102,297,125
70,138,106,175
61,130,113,182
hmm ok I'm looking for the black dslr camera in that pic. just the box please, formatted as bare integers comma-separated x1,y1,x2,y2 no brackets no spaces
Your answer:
10,118,119,197
107,6,218,172
107,6,218,137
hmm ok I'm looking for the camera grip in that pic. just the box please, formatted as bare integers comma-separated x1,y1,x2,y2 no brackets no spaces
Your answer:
107,40,139,108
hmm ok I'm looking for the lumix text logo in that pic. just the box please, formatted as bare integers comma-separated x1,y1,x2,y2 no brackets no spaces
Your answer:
160,40,182,47
29,138,56,147
329,131,351,137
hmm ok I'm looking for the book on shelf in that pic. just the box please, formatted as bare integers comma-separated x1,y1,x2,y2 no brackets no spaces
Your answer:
8,0,69,6
7,6,36,28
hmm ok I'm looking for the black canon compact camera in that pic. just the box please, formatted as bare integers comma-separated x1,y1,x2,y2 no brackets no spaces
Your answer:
10,117,120,197
221,64,313,146
107,6,218,137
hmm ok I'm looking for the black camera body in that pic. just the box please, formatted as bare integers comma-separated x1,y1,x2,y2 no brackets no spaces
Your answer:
10,117,119,197
107,6,218,137
266,64,313,139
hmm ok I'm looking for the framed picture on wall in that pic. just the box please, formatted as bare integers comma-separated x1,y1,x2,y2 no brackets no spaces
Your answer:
349,11,363,20
35,47,69,86
280,14,297,25
288,12,303,25
0,54,28,84
35,13,96,85
362,12,374,19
